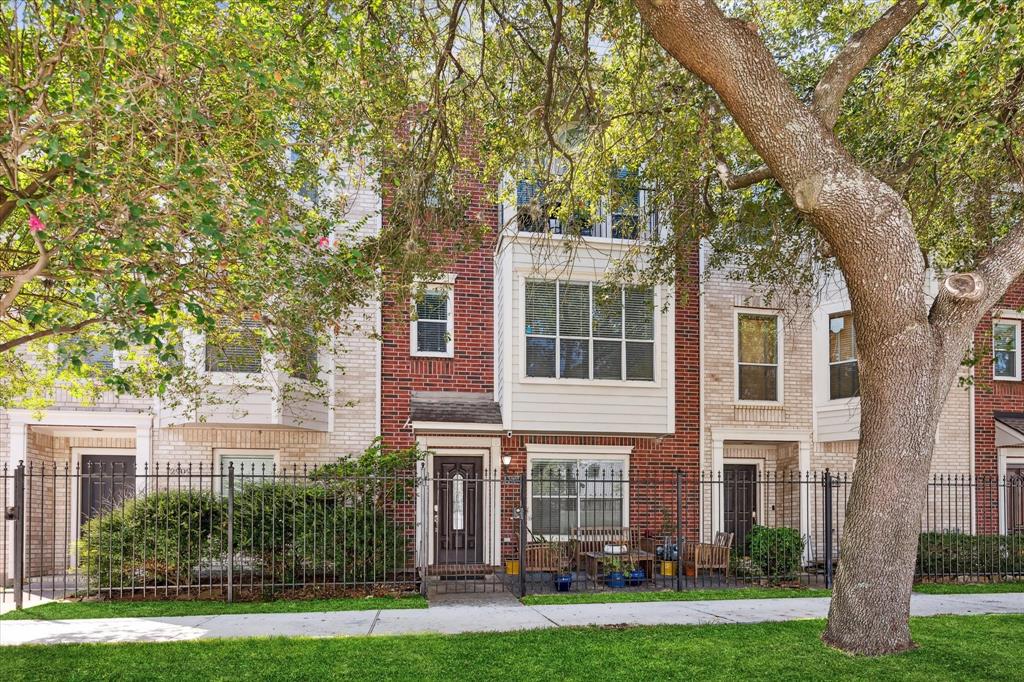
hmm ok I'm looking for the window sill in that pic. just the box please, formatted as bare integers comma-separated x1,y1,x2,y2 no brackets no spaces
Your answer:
411,351,454,359
520,375,660,388
993,375,1021,382
732,400,784,408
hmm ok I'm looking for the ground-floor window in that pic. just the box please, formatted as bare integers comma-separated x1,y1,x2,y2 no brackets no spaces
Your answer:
218,451,277,493
529,458,627,537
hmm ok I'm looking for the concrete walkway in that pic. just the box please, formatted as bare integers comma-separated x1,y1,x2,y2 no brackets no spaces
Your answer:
1,592,1021,647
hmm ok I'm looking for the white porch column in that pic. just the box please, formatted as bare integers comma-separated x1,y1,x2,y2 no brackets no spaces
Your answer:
710,436,725,538
135,426,152,493
798,440,812,564
8,419,27,468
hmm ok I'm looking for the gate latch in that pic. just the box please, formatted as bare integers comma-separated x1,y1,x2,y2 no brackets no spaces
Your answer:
4,506,16,521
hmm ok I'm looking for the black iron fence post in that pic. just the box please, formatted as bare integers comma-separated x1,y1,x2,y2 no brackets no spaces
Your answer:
676,470,684,592
518,472,527,597
12,462,24,610
226,462,234,603
823,469,833,589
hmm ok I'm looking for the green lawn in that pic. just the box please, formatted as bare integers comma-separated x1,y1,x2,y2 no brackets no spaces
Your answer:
913,582,1024,595
521,586,831,605
0,594,426,621
522,581,1024,606
1,615,1021,681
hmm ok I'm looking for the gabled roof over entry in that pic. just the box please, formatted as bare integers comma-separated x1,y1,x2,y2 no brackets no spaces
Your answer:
409,391,503,428
994,412,1024,447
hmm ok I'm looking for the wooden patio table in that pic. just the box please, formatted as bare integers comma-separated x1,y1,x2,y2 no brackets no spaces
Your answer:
582,549,656,582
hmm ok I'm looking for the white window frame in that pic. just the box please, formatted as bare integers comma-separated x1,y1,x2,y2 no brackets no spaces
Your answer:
216,449,279,494
992,317,1022,382
520,280,658,385
525,446,631,541
827,311,859,400
410,277,455,358
734,309,783,404
202,321,265,379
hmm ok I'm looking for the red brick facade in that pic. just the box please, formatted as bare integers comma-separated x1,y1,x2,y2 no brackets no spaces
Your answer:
379,149,703,559
973,277,1024,531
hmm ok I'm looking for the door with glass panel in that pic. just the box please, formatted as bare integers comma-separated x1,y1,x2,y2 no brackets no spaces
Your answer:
433,456,483,564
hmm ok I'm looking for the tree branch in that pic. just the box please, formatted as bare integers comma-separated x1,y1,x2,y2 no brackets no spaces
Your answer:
0,317,104,354
812,0,924,129
0,227,51,318
711,0,924,190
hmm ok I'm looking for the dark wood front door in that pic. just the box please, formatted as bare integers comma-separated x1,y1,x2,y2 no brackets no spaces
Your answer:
433,456,483,564
724,464,758,551
80,454,137,527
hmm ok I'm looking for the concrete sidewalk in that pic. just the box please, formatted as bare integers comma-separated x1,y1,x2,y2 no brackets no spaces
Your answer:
1,592,1021,647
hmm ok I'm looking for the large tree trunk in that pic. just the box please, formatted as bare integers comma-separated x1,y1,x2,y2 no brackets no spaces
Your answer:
822,326,946,654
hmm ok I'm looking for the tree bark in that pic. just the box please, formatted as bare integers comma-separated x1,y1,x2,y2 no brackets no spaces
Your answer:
632,0,1024,655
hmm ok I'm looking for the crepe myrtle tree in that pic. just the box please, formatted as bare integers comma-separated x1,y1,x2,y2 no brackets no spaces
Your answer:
0,0,419,408
349,0,1023,655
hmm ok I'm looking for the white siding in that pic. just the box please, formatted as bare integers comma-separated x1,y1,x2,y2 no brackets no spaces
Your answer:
496,234,674,435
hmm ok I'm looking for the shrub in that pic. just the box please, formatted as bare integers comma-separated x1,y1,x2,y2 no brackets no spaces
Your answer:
76,478,412,590
748,525,804,582
231,482,410,583
916,532,1024,577
77,490,227,587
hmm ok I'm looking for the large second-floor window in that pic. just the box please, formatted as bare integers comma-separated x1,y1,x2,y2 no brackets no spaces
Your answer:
205,321,262,373
993,319,1021,380
524,281,654,381
829,312,859,399
736,312,779,401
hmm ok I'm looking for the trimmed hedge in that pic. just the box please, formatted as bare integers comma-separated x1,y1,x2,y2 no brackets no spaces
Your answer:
916,532,1024,577
78,482,410,589
748,525,804,582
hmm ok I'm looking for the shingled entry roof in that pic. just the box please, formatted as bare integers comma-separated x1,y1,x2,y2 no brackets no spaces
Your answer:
409,391,503,425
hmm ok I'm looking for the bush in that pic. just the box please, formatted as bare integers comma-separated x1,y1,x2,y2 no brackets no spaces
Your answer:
916,532,1024,577
748,526,804,582
231,482,409,583
77,478,413,590
78,490,227,587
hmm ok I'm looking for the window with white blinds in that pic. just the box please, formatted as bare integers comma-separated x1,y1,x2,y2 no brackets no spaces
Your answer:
993,319,1021,380
524,281,655,381
411,285,454,357
205,321,262,373
828,312,859,399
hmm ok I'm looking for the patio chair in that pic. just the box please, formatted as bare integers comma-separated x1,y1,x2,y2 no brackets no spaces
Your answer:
684,531,734,579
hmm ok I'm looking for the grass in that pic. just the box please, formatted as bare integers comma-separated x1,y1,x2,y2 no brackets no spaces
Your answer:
1,615,1021,681
521,586,832,605
522,581,1024,605
0,594,427,621
913,581,1024,595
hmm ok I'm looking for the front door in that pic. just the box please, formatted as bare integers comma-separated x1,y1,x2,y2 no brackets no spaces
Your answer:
433,456,483,564
724,464,758,551
80,454,137,527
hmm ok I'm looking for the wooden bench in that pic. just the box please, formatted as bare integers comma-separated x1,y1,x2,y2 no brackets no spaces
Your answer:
684,531,734,579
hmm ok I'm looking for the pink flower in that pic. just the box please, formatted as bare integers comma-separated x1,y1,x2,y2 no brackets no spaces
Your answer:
255,216,266,225
28,215,45,233
317,236,330,249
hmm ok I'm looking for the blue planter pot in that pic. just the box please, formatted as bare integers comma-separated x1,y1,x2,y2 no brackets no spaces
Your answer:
606,571,626,588
627,569,646,586
554,574,573,592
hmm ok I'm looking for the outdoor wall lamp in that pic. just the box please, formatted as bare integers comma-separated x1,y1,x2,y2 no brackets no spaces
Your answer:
501,453,512,468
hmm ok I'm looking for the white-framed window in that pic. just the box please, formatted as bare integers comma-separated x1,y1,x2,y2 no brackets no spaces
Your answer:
524,280,655,382
83,345,115,371
828,312,859,400
218,451,277,493
411,284,454,357
736,311,781,402
205,320,262,373
530,457,627,537
993,319,1021,381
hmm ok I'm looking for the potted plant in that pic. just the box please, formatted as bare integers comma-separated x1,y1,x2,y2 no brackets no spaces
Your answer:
554,571,573,592
624,559,646,586
604,557,626,588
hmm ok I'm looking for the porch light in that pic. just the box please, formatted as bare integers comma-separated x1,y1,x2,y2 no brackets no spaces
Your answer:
501,453,512,468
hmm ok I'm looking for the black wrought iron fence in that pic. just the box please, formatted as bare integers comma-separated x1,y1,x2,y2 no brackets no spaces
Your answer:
2,462,1022,607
